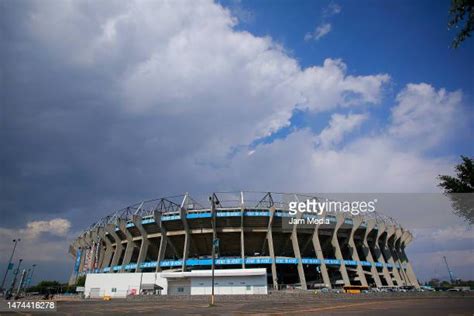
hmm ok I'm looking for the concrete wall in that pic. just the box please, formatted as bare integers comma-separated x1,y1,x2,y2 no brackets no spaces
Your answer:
85,272,167,298
189,275,267,295
84,270,267,297
167,279,191,295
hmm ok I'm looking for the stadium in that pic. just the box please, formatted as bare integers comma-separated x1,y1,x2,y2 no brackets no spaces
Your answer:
69,192,419,296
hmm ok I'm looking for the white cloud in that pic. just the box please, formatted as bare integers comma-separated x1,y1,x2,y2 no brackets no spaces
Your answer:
305,3,341,41
325,3,342,16
24,219,71,239
25,1,388,146
0,218,71,240
227,0,255,24
16,0,465,198
6,0,393,200
225,130,454,193
413,225,474,244
0,219,72,262
292,59,390,112
305,23,332,41
214,82,464,193
315,23,332,39
389,83,463,149
304,32,313,41
317,113,368,148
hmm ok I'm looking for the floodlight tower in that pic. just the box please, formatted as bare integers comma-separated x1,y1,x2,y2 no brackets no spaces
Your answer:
443,256,455,284
1,239,20,293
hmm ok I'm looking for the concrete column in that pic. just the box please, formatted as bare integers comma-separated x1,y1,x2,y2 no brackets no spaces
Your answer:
68,242,80,285
82,231,93,273
156,235,167,272
291,210,307,289
384,226,403,286
118,219,136,272
348,216,368,287
312,226,331,288
331,214,351,286
90,228,101,272
401,231,419,288
374,223,394,286
68,244,77,285
92,228,106,271
154,210,167,272
240,192,246,268
180,206,191,272
98,227,113,270
132,215,149,272
105,223,124,270
84,232,94,273
363,220,382,287
77,237,88,274
394,228,409,286
266,207,278,290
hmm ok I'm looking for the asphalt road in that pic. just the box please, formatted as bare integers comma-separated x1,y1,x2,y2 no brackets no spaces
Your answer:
1,292,473,315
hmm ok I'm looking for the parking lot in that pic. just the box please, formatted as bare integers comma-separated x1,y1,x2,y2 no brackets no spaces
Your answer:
2,291,472,315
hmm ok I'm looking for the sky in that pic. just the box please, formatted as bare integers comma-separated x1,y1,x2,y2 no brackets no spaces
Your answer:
1,0,473,284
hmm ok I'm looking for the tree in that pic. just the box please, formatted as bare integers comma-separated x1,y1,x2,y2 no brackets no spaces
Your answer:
28,280,75,294
440,280,453,288
448,0,474,48
428,278,440,287
438,155,474,224
76,275,86,287
29,280,61,294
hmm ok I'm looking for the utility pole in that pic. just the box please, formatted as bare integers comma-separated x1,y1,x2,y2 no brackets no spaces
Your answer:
1,239,20,294
443,256,455,284
209,193,220,306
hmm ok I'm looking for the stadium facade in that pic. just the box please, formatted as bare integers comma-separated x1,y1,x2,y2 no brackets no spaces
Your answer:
69,192,419,290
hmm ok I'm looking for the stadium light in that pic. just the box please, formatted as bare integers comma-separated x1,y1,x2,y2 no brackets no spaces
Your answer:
28,264,37,289
6,258,23,299
1,239,20,294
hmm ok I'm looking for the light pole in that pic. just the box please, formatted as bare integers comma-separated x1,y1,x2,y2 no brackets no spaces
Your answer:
209,193,220,306
1,239,20,293
7,258,23,298
16,269,27,297
28,264,37,289
23,268,31,295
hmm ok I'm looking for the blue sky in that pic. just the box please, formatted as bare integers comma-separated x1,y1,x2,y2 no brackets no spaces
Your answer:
1,0,473,283
226,0,473,155
229,0,473,91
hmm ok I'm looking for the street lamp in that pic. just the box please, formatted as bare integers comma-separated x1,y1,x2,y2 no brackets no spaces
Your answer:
209,193,220,306
1,239,20,294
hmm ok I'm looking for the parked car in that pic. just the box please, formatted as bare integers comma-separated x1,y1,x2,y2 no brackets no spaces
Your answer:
420,286,435,292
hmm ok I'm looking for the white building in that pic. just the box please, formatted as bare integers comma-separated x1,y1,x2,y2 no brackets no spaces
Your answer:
85,272,167,298
161,269,268,295
84,268,267,298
